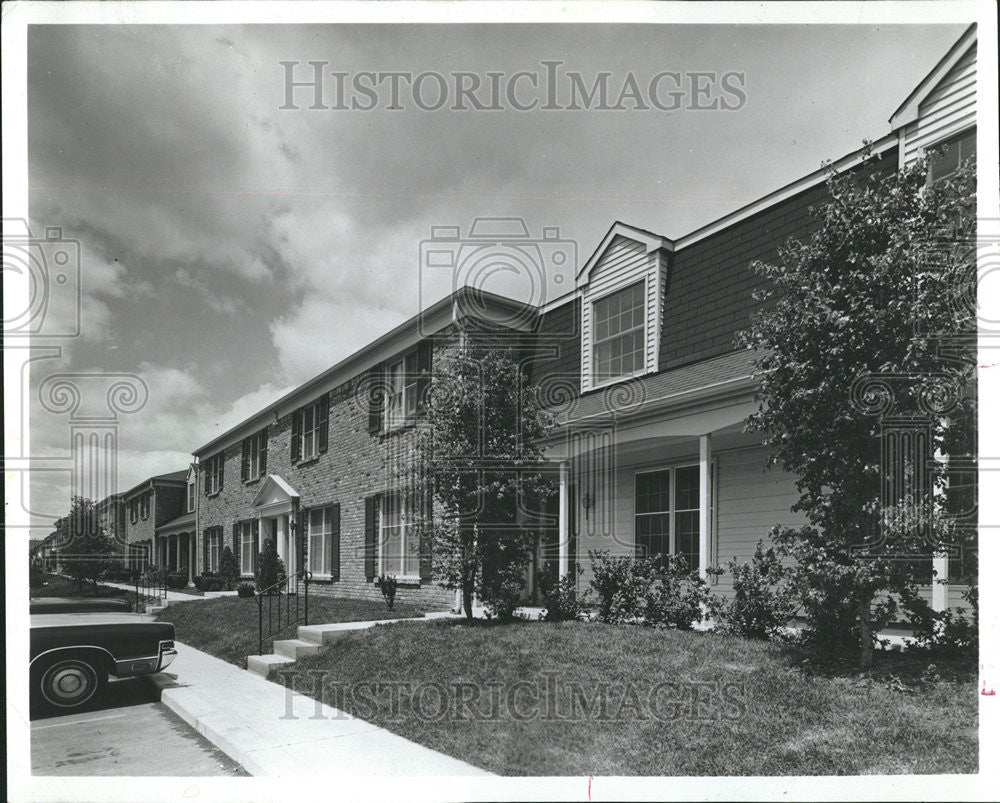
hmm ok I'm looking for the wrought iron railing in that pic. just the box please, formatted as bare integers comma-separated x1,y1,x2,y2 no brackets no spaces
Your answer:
256,569,311,656
133,567,166,611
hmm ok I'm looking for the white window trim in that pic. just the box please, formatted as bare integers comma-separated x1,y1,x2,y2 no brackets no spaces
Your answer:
307,506,334,579
633,459,717,569
207,529,221,573
298,402,322,461
378,492,420,582
590,279,648,390
383,353,419,432
187,481,195,513
239,521,255,576
207,455,223,496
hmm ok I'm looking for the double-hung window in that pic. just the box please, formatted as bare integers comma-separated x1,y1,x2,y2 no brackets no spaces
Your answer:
308,506,335,577
292,397,328,462
634,464,706,572
242,429,267,482
205,453,224,496
187,480,195,513
205,528,221,573
238,520,256,576
593,281,645,385
385,353,418,429
380,491,420,577
929,128,976,183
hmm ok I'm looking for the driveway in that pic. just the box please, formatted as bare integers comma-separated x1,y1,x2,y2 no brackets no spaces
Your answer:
31,676,247,776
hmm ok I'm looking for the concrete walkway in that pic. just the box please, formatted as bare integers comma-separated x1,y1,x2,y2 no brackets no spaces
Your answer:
101,580,211,604
147,641,492,777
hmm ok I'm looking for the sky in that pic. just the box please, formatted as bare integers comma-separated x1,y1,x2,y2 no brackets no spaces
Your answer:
26,22,967,535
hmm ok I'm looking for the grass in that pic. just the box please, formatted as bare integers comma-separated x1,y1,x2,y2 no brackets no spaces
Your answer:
155,595,425,667
283,619,977,776
30,572,152,611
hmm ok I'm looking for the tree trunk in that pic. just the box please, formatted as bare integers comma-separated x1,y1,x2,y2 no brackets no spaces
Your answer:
463,582,474,622
859,593,874,670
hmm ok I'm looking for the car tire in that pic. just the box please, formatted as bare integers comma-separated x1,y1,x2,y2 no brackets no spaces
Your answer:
33,654,107,710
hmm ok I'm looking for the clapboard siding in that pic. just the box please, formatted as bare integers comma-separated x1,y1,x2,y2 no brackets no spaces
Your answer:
903,43,976,164
580,235,662,391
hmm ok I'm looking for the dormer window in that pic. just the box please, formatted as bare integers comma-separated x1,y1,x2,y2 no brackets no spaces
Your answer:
592,281,646,384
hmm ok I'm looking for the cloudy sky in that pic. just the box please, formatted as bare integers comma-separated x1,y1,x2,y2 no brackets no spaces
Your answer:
26,22,966,533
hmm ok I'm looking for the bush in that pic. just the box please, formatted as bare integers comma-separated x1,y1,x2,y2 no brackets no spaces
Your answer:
480,561,526,621
538,563,588,622
588,550,656,624
902,582,978,657
720,541,798,639
644,556,720,630
376,574,398,610
194,572,225,592
236,581,256,598
102,561,133,583
255,539,287,593
30,564,46,589
166,570,189,589
219,546,239,590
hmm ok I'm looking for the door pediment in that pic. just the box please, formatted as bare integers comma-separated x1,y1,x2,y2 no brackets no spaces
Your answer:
251,475,300,510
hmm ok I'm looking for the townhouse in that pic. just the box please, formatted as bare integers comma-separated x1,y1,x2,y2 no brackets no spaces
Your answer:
185,26,976,609
120,469,193,579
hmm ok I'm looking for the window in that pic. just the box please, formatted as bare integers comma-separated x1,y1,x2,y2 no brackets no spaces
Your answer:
634,464,708,572
308,506,337,577
140,492,150,520
237,520,256,576
205,527,222,573
593,281,645,384
187,480,195,513
292,397,328,462
241,429,268,482
129,498,138,524
385,353,419,429
205,453,224,496
380,492,421,577
929,128,976,183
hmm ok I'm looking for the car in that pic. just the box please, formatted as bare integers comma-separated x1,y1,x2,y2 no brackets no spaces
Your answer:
30,598,177,711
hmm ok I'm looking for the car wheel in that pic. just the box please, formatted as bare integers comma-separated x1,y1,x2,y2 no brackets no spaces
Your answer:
35,655,107,710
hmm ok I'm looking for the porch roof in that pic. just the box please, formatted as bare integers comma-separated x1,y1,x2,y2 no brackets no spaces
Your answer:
156,511,195,535
554,348,760,426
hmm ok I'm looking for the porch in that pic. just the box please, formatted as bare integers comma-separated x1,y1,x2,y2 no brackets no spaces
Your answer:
155,511,196,584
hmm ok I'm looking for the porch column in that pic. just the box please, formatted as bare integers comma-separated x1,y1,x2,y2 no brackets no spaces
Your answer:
699,433,712,579
932,552,949,612
188,534,195,583
558,461,570,578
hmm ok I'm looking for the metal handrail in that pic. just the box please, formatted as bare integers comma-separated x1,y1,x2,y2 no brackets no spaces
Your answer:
256,569,312,656
133,567,167,611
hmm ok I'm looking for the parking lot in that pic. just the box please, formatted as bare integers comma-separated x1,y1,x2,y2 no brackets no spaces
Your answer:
31,676,247,777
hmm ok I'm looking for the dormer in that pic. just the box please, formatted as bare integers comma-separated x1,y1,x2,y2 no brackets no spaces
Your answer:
577,222,673,392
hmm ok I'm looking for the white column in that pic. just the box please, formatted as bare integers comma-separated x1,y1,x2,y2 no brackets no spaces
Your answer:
699,434,712,578
558,461,570,578
932,553,949,612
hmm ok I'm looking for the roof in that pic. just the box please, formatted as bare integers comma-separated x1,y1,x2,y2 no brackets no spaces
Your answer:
156,510,196,534
576,221,673,283
193,286,536,457
890,24,977,129
553,349,760,426
123,469,189,499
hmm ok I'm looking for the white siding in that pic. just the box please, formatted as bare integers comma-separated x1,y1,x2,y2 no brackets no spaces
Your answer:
580,235,663,392
902,43,976,165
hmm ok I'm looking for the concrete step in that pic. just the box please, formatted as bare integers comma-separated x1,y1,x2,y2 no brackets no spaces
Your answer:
298,620,381,645
247,653,297,677
146,604,167,615
273,638,321,660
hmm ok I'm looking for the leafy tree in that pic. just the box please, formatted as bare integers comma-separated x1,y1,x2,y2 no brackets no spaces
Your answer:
219,545,240,590
255,538,287,592
739,147,976,667
54,496,117,591
420,341,555,621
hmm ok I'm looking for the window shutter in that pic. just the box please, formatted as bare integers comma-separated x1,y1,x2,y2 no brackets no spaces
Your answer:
364,495,377,580
204,466,210,496
218,456,224,491
241,439,248,482
291,409,301,462
330,503,341,581
252,519,260,574
260,432,267,476
416,340,433,413
232,522,239,565
419,491,433,581
318,395,330,454
367,367,383,434
203,529,209,574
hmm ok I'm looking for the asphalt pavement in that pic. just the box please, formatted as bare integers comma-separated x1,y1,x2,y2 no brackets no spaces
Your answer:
31,676,247,777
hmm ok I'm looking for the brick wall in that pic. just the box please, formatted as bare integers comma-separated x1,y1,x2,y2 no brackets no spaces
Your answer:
155,484,188,527
123,490,155,550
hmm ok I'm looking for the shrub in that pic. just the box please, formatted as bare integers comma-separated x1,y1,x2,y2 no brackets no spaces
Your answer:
588,550,656,624
255,539,287,593
30,564,46,589
219,546,239,590
376,574,398,610
480,561,526,621
721,541,798,639
194,572,224,592
236,581,256,598
538,563,588,622
644,556,721,630
902,581,978,657
102,561,132,583
166,570,189,589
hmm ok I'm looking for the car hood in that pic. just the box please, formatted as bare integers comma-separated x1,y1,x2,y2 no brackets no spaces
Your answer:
30,597,133,614
31,611,156,628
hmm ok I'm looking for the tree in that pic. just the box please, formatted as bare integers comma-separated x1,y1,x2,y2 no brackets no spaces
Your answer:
255,538,287,592
54,496,117,591
739,147,976,667
420,340,556,621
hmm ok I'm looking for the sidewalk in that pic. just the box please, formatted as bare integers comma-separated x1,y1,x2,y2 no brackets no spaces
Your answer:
147,641,492,777
102,580,211,604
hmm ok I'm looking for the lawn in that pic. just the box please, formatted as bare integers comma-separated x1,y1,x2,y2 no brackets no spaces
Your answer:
282,619,977,776
30,572,151,611
156,595,425,667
